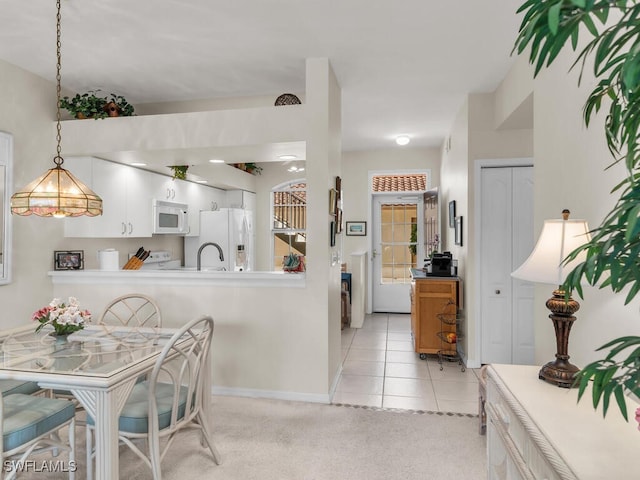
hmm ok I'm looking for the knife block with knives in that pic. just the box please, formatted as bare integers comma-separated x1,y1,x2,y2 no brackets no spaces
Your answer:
122,247,149,270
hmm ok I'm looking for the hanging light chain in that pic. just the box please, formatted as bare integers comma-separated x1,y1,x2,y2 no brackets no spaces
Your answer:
54,0,63,167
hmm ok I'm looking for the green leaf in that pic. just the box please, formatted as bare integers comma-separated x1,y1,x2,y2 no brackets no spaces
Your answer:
582,15,599,37
548,2,563,36
570,0,586,7
614,386,629,421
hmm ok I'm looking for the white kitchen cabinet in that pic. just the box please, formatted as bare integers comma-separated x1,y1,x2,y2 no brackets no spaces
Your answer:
64,158,154,238
226,189,256,210
154,175,185,203
64,157,228,238
181,181,226,237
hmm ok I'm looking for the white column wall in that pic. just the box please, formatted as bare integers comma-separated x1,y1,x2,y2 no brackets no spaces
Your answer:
305,58,342,391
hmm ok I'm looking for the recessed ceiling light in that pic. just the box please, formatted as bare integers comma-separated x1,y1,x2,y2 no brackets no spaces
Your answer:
395,135,410,146
209,159,225,164
195,180,208,184
130,162,147,167
287,166,305,173
279,154,297,160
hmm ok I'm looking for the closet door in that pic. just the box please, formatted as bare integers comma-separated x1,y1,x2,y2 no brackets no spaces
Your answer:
480,166,534,365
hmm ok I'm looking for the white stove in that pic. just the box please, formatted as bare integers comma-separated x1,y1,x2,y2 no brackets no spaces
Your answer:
136,251,181,270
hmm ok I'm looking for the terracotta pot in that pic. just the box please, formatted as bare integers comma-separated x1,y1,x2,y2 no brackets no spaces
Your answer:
104,101,120,117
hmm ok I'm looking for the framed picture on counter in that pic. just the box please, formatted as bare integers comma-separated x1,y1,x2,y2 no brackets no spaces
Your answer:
54,250,84,271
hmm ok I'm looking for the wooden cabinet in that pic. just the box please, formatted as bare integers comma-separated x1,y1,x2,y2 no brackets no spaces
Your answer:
486,364,640,480
410,277,459,356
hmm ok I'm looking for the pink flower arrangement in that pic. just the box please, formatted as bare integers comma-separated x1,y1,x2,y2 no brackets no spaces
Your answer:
32,297,91,336
636,407,640,432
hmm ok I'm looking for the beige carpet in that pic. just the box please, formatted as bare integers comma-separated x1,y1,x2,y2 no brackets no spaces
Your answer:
17,395,486,479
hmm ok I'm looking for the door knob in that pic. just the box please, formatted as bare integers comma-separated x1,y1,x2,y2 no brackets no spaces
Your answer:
495,289,501,294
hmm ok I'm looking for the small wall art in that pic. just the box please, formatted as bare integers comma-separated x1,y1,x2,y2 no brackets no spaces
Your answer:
346,221,367,236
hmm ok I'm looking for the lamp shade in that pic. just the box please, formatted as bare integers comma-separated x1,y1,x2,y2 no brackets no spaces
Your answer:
10,165,102,218
511,217,591,286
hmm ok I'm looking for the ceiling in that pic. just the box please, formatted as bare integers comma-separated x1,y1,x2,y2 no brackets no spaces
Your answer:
0,0,525,178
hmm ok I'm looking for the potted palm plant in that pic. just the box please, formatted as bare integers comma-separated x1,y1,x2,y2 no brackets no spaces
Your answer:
514,0,640,421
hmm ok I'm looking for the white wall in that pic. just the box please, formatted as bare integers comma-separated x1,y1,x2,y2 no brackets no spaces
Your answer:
0,59,59,325
450,47,640,370
525,49,640,367
441,89,534,367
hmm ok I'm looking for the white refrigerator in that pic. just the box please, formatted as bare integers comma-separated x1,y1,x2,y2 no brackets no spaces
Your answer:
184,208,254,271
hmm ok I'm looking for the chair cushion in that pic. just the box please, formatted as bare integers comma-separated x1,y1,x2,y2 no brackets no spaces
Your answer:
87,382,188,434
3,394,75,452
0,380,40,396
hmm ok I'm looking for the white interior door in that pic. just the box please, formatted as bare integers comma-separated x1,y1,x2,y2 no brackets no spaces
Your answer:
372,196,422,313
480,165,534,365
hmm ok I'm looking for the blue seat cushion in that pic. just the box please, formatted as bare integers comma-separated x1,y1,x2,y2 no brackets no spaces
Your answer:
3,394,75,452
88,382,188,434
0,380,40,396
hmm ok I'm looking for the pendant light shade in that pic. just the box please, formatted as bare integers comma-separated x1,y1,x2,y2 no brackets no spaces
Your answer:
10,162,102,218
10,0,102,218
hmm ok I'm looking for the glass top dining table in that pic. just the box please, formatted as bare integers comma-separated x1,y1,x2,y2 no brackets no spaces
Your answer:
0,324,194,479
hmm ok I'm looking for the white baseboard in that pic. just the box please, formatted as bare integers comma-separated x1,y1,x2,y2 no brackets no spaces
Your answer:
212,386,330,404
328,363,343,402
210,364,344,405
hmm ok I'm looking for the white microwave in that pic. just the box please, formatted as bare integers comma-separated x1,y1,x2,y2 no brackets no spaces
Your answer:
152,199,189,235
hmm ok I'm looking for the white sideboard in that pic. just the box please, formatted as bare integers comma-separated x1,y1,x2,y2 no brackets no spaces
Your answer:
486,364,640,480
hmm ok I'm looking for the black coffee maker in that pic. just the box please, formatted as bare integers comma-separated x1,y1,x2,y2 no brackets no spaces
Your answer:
426,252,454,276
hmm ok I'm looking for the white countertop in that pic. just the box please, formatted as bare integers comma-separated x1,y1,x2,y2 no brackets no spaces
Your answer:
489,364,640,479
48,269,306,288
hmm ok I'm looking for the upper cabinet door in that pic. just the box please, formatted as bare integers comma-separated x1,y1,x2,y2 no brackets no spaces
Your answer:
64,158,152,238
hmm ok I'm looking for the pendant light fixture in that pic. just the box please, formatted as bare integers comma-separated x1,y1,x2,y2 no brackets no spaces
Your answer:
10,0,102,218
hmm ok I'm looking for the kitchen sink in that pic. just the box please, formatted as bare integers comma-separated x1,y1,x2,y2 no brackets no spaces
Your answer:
159,267,227,272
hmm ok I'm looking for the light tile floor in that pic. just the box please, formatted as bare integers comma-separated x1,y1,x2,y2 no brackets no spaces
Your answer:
333,313,480,414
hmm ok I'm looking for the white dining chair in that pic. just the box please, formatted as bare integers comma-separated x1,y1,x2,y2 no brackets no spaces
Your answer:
53,294,162,408
85,315,220,480
98,293,162,327
1,391,76,480
0,380,41,397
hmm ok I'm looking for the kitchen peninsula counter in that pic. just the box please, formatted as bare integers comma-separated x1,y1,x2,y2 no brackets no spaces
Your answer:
48,269,306,288
49,267,325,403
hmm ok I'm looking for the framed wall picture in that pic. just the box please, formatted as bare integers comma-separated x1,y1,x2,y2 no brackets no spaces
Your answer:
329,188,338,215
336,208,343,233
346,221,367,236
449,200,456,228
54,250,84,270
330,221,336,246
455,216,463,246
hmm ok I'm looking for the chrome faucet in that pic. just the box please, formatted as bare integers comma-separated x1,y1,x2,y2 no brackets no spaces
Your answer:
197,242,224,271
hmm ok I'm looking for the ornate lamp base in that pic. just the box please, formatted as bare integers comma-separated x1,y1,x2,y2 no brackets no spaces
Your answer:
538,289,580,388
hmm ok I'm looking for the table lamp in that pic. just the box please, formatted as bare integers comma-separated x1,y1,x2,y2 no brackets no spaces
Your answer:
511,209,591,388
